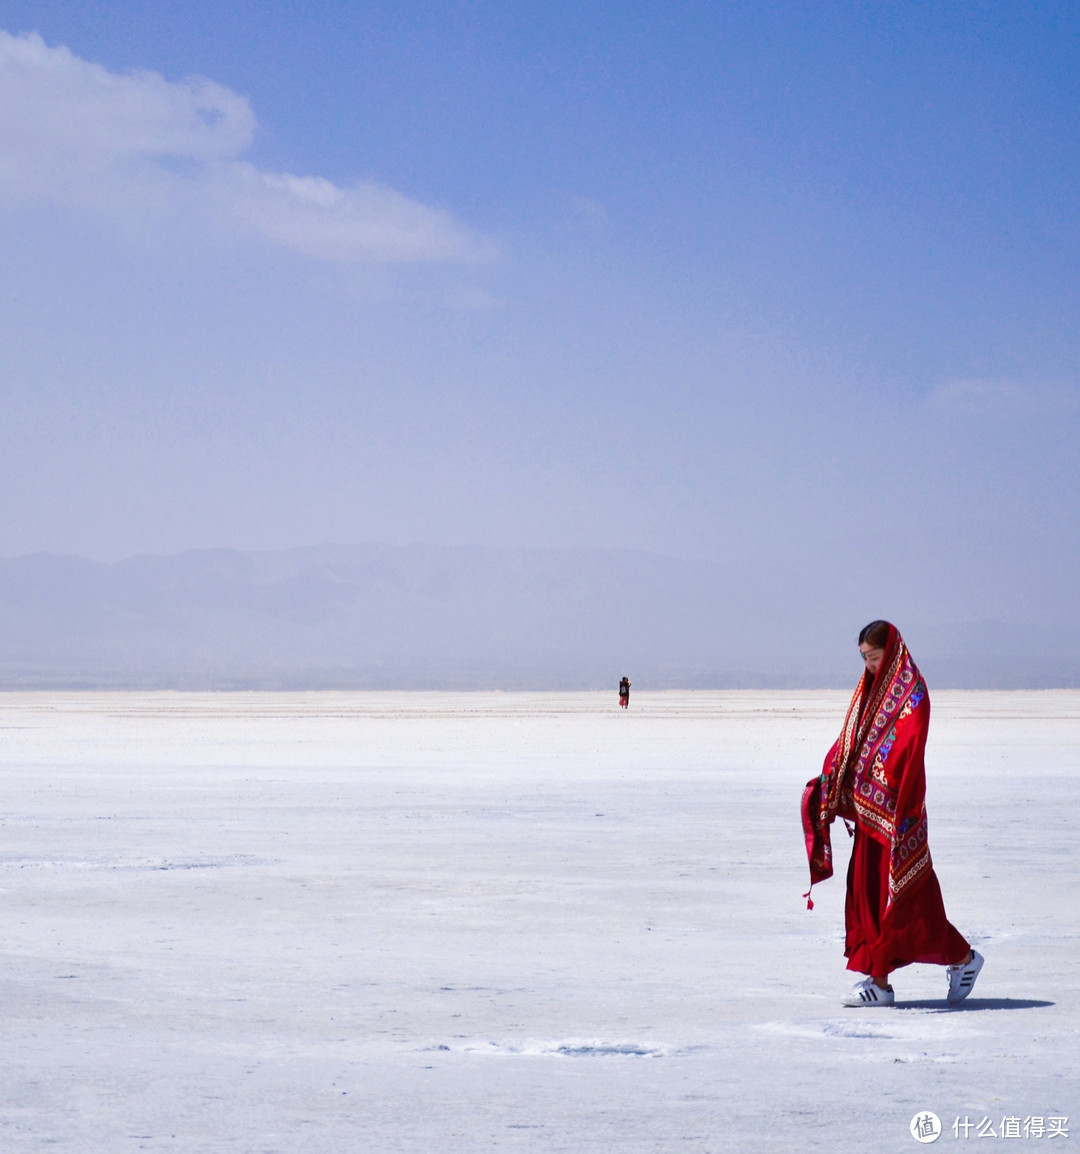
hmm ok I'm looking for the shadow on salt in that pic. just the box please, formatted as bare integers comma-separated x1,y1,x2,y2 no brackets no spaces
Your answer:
895,997,1054,1012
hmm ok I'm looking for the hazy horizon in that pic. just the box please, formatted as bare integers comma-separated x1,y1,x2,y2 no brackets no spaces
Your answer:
2,542,1076,691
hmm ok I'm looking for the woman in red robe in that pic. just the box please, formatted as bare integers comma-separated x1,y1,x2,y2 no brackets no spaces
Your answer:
801,621,984,1006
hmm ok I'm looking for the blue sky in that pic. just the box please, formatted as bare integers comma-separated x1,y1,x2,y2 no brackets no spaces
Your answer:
1,2,1078,643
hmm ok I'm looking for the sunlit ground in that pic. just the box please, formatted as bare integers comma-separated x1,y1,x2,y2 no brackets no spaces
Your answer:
1,691,1076,1152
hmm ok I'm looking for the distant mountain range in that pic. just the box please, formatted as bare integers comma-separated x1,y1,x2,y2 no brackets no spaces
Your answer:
0,545,1076,689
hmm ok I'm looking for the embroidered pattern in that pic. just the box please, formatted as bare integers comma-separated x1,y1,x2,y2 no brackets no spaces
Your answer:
890,808,931,901
803,627,934,912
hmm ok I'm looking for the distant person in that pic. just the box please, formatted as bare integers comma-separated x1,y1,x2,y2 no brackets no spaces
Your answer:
801,621,983,1007
618,676,631,709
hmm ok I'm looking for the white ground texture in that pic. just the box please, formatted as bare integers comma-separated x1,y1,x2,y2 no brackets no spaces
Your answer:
0,690,1076,1153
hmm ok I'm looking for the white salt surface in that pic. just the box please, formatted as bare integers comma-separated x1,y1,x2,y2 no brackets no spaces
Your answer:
0,690,1076,1152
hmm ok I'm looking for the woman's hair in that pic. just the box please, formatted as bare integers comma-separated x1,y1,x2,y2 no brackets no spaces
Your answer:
858,620,892,649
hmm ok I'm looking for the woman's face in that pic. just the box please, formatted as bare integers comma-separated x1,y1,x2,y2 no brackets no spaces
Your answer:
859,642,886,676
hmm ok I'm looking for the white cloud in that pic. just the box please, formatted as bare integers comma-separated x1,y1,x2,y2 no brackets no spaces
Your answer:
207,163,487,263
0,30,490,263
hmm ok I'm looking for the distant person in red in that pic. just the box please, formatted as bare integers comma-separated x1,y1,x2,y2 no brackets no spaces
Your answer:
801,621,984,1007
618,677,631,709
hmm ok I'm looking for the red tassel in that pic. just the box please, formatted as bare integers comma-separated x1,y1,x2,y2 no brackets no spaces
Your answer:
802,888,814,910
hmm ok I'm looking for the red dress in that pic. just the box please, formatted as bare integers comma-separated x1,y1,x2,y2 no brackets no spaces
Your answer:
801,626,969,975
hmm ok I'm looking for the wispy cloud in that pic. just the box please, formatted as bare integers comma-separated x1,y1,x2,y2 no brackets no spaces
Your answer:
564,194,609,232
928,377,1080,416
0,31,491,263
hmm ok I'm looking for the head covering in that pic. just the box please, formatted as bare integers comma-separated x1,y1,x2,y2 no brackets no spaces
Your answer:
801,624,933,911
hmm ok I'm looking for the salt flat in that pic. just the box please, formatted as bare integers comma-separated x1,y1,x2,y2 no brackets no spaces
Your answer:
0,690,1076,1153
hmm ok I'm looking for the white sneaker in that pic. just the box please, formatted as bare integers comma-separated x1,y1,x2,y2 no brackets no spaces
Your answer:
946,950,984,1004
843,976,895,1007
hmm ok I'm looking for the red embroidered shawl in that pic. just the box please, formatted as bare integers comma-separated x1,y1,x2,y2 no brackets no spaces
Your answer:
801,625,933,912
